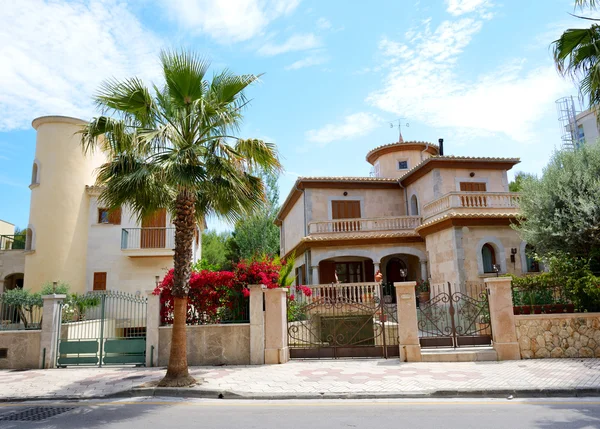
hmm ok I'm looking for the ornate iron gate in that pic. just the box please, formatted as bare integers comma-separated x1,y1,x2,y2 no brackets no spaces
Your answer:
287,283,399,359
417,282,492,348
56,291,147,367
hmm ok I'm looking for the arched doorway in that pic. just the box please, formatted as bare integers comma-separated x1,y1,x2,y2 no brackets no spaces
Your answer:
386,258,408,283
4,273,24,291
318,257,375,284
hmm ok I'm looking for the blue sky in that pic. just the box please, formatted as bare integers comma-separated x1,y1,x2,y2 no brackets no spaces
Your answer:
0,0,590,231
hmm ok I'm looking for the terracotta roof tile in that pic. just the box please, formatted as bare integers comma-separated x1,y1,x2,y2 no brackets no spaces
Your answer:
303,231,420,241
416,212,520,231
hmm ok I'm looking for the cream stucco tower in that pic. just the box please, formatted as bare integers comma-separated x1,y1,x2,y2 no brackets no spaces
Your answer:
25,116,106,293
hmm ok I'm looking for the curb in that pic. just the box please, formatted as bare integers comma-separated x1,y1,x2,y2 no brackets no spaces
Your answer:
4,387,600,402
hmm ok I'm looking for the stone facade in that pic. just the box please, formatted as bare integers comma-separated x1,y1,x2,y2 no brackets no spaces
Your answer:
515,313,600,359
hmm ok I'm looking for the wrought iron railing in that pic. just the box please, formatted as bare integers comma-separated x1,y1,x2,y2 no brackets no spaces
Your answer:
0,235,26,250
120,228,175,250
0,297,42,330
308,216,422,234
422,192,520,219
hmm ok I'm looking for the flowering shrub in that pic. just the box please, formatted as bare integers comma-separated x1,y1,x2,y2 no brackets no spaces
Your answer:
155,257,285,325
296,285,313,297
155,269,246,325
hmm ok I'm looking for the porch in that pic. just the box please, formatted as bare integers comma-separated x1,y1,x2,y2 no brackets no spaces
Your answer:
422,192,520,220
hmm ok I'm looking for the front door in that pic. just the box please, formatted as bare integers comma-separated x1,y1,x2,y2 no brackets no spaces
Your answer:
141,209,166,248
331,200,361,231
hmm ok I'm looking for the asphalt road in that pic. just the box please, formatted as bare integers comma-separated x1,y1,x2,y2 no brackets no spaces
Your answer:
1,397,600,428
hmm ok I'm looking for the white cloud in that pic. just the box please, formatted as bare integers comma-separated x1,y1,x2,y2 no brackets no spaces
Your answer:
285,52,328,70
257,33,321,56
316,17,332,30
367,18,571,143
0,0,163,131
162,0,301,43
306,113,381,145
446,0,491,16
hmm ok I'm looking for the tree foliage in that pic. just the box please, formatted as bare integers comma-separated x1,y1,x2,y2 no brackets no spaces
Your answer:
553,1,600,111
508,171,535,192
515,144,600,260
230,169,280,260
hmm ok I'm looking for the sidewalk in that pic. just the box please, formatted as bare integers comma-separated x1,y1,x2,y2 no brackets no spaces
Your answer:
3,359,600,401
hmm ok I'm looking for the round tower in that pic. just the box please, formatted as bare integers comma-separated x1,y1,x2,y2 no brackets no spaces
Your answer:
366,141,439,178
24,116,107,293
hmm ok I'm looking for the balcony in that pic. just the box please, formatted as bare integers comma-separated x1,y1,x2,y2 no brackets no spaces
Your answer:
308,216,422,235
0,235,25,251
121,228,175,257
422,192,520,220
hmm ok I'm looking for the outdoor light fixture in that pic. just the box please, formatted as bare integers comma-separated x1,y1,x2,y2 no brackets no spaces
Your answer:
399,268,408,281
492,264,500,277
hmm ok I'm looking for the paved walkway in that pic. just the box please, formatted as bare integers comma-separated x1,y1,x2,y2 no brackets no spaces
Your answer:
3,359,600,401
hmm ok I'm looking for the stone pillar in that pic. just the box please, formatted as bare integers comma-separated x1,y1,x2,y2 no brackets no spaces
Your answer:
145,291,160,367
485,277,521,360
39,294,67,369
249,284,266,365
264,288,289,364
394,282,422,362
374,262,380,274
0,279,4,294
311,266,319,285
420,260,428,281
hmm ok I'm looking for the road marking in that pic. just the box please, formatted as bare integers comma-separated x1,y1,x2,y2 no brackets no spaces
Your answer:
1,400,600,408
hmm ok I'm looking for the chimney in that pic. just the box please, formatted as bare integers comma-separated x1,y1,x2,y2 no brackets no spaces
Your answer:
438,138,444,156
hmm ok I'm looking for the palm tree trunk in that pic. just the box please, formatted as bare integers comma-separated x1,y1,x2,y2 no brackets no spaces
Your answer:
158,190,197,387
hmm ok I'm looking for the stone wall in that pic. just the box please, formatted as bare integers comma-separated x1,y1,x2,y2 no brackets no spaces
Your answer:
158,324,250,366
0,330,41,369
515,313,600,359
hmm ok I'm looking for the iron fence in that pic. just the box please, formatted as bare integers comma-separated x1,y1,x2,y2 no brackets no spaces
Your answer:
0,235,26,250
417,282,492,348
0,297,42,330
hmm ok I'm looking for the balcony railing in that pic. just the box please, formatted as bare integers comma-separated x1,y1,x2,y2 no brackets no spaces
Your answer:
422,192,520,219
121,228,175,250
308,216,422,234
297,283,381,305
0,235,25,250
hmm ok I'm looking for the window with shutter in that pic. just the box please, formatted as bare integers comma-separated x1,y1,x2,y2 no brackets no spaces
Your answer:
93,272,107,291
459,182,487,192
108,207,122,225
331,200,361,232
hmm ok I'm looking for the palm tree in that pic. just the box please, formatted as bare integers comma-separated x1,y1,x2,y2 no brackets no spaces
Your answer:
80,50,280,386
553,1,600,110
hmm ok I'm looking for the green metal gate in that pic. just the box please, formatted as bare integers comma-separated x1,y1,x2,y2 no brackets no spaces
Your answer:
56,291,147,367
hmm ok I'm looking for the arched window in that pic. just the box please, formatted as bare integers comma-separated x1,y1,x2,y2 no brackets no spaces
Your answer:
525,244,540,273
25,228,33,251
482,243,496,273
410,195,419,216
31,162,39,185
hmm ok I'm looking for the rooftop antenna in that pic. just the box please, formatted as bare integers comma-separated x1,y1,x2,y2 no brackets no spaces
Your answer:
390,118,409,143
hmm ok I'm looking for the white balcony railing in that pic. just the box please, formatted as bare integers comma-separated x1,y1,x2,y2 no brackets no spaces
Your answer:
297,283,381,305
121,228,175,250
422,192,520,219
308,216,422,234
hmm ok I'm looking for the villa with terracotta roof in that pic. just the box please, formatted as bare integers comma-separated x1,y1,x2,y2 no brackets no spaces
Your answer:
276,139,535,291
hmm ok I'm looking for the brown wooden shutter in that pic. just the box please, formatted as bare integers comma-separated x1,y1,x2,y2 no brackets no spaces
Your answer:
331,201,361,219
141,209,167,248
93,272,107,291
364,260,375,282
460,182,487,192
108,207,122,225
319,261,336,284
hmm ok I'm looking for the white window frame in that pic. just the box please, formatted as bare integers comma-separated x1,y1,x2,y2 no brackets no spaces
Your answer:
397,159,409,171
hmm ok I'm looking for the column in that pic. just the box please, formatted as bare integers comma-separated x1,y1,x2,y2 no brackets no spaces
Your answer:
264,288,289,364
485,277,521,360
0,279,4,294
249,284,266,365
420,260,428,280
373,262,381,276
39,294,67,369
145,291,160,367
394,282,422,362
311,266,319,285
